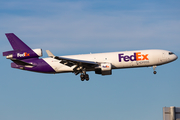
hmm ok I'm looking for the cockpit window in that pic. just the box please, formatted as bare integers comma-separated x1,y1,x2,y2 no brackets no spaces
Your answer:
169,52,174,55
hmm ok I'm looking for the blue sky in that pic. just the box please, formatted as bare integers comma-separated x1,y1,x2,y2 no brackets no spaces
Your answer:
0,0,180,120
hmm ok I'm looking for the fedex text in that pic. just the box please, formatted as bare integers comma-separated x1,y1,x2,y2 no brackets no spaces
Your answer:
119,52,149,62
17,52,30,57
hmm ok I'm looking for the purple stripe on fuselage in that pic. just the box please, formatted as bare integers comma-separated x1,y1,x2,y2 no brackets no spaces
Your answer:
11,58,55,73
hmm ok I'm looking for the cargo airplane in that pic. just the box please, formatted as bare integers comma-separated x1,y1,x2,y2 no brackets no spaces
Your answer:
3,33,178,81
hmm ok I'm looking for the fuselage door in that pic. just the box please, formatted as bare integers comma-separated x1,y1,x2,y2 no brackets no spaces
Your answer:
159,52,167,63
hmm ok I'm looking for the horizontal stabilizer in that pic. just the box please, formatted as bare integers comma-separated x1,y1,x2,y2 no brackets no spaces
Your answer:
11,59,34,66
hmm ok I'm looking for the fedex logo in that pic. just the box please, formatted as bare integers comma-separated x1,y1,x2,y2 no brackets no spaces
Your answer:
102,65,109,68
119,52,149,62
17,52,30,57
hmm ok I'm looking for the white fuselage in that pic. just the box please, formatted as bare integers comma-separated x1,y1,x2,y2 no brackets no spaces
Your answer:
43,49,178,73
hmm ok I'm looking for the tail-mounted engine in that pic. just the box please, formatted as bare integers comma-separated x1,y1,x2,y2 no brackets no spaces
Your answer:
3,48,43,60
95,63,112,75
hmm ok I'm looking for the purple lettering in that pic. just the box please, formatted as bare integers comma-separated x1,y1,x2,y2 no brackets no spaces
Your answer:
118,53,137,62
130,53,136,61
119,54,124,62
124,55,129,62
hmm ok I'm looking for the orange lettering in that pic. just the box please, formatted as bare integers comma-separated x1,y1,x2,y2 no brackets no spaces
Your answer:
24,52,30,57
142,54,149,60
136,52,141,61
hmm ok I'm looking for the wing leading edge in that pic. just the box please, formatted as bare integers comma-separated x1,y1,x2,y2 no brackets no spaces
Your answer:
46,50,98,67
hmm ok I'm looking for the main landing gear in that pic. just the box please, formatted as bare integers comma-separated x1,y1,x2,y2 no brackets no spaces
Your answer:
80,73,89,81
153,66,157,74
74,67,89,81
80,68,89,81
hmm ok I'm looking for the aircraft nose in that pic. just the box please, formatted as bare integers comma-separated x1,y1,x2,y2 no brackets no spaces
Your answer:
168,52,178,62
175,54,178,60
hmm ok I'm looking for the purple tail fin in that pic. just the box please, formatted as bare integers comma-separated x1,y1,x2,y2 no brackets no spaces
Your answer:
3,33,42,60
5,33,32,52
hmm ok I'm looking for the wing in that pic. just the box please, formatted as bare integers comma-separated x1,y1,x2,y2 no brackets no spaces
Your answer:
46,50,98,68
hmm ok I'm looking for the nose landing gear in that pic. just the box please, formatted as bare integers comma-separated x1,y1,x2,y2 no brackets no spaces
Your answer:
153,66,157,74
153,71,157,74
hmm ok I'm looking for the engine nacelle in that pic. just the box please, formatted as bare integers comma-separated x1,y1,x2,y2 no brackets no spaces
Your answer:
3,48,43,60
95,63,112,75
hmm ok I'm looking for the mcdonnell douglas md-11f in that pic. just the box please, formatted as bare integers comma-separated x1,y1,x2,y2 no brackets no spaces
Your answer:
3,33,178,81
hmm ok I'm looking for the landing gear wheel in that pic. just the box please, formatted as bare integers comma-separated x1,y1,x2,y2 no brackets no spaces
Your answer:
81,77,85,81
85,74,89,81
152,66,157,75
80,74,85,81
80,74,89,81
79,68,90,81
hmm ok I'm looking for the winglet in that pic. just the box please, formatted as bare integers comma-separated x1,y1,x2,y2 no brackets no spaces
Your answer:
46,50,55,58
